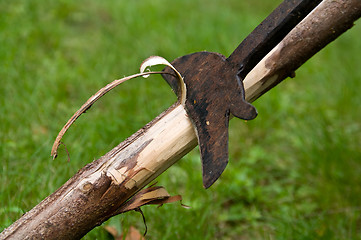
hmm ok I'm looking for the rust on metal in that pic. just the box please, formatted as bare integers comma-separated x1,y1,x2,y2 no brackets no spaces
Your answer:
163,0,322,188
164,51,257,188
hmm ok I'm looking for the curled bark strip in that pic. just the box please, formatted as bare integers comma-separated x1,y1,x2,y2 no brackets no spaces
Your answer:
118,185,183,213
51,71,166,159
116,184,184,236
51,56,185,160
140,56,186,105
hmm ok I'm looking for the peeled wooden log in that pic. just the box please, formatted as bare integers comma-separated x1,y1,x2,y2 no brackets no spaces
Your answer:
1,0,360,239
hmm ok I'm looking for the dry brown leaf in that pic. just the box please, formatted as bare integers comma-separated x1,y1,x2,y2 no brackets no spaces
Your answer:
104,225,119,238
107,185,187,237
105,225,145,240
120,226,145,240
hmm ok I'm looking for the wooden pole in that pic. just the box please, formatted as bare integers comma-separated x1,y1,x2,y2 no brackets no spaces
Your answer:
1,0,360,239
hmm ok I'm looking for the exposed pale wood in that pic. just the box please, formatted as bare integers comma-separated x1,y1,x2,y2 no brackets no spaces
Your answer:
1,104,198,239
1,0,360,239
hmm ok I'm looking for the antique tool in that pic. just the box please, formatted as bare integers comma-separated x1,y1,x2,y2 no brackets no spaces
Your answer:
163,0,322,188
3,0,360,239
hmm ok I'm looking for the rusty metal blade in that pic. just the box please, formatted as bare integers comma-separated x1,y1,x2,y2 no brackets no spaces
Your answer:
163,0,323,188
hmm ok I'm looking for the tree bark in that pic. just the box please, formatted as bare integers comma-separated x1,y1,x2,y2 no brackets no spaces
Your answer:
1,0,360,239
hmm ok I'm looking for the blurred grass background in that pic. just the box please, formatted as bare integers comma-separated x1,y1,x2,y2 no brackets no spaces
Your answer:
1,0,361,239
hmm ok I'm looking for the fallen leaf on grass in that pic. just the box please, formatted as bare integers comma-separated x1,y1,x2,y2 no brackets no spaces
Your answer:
104,225,145,240
121,226,146,240
104,225,118,239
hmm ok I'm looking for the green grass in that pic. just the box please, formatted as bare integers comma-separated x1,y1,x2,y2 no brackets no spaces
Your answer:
1,0,361,239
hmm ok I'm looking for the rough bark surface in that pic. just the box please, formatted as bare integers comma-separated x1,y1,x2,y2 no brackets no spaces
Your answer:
244,0,361,102
2,105,198,239
1,0,360,239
